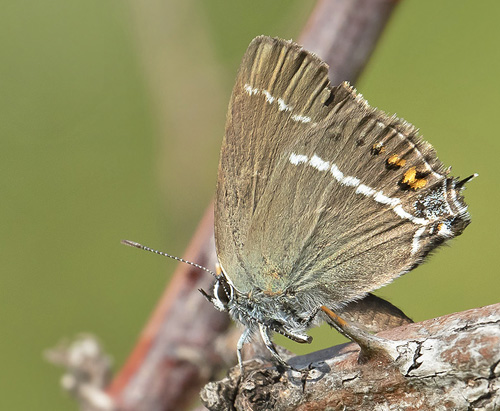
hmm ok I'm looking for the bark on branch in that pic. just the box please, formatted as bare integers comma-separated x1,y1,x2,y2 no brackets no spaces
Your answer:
201,303,500,410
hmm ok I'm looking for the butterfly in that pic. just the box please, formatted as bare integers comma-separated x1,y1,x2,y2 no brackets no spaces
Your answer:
206,36,473,368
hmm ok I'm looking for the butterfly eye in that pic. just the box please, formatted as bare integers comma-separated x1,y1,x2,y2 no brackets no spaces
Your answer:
213,277,233,307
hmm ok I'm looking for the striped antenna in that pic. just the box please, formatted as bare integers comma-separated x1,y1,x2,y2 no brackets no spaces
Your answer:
121,240,217,278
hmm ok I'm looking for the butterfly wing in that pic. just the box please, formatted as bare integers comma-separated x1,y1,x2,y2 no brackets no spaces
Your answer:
215,36,470,304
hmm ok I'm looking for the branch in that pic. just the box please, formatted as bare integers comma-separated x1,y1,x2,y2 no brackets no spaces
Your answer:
201,303,500,410
299,0,398,85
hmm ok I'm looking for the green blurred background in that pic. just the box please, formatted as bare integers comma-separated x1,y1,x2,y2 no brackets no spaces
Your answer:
1,1,498,409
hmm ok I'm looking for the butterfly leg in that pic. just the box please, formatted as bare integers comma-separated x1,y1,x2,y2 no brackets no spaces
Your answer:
258,323,290,369
236,328,252,371
321,306,398,362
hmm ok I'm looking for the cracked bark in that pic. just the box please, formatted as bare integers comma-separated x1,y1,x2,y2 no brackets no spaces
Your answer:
201,303,500,411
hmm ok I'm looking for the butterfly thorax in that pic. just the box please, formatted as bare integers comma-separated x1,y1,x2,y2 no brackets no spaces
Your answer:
211,269,323,343
233,291,317,340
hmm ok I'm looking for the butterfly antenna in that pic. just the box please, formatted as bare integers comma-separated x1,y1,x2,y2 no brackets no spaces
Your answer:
121,240,218,278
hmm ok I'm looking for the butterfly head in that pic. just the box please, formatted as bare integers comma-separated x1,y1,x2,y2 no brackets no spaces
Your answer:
199,263,237,312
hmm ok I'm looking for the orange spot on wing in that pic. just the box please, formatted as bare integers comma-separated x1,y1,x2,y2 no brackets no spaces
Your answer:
402,166,417,183
401,166,428,190
409,179,427,190
371,142,386,155
387,154,406,168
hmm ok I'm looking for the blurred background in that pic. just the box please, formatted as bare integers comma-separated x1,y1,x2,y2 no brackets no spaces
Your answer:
1,1,499,409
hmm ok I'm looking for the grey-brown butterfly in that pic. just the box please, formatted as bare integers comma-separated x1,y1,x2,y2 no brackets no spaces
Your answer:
208,36,473,368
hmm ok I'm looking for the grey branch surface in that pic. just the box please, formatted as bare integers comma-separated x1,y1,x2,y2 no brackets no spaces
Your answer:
201,303,500,410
